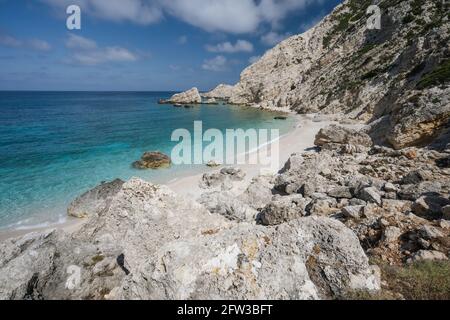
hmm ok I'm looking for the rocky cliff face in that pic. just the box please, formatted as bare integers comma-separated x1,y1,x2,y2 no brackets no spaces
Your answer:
208,0,449,149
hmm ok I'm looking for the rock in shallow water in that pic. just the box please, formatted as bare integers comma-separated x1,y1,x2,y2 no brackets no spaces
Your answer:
132,151,171,169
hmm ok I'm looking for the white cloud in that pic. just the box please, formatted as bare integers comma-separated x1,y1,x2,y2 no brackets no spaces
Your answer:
65,34,138,65
66,34,97,49
41,0,320,34
202,55,228,72
249,55,261,64
0,33,51,51
161,0,260,33
28,39,52,51
0,34,22,47
41,0,163,25
261,31,292,46
205,40,253,53
72,46,138,65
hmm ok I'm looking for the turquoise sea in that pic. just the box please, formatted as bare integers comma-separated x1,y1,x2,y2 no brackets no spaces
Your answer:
0,91,295,229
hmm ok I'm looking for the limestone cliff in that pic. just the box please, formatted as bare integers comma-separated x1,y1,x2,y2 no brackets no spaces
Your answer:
207,0,449,149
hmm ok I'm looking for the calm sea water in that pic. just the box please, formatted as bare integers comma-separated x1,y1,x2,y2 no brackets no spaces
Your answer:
0,91,295,229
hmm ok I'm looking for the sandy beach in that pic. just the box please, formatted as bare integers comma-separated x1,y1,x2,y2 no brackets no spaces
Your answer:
0,113,336,242
168,114,336,198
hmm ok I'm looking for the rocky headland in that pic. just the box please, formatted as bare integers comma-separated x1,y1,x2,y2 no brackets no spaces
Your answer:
158,87,202,105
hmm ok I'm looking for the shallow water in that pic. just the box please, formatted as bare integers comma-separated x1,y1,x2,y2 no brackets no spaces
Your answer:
0,91,295,229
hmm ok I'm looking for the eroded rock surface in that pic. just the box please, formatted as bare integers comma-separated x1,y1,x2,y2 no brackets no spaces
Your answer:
68,179,124,219
0,178,380,300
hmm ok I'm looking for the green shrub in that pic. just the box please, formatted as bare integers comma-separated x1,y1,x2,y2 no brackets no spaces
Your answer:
336,13,352,32
322,34,333,48
411,0,424,16
402,14,415,24
359,44,377,55
417,59,450,89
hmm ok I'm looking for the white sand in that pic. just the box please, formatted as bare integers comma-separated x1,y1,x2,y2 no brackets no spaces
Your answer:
168,114,335,198
0,114,336,242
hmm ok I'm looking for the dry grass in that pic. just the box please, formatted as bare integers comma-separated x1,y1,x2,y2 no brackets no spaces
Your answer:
344,260,450,300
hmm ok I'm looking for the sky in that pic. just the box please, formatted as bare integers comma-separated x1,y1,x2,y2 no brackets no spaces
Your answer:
0,0,342,91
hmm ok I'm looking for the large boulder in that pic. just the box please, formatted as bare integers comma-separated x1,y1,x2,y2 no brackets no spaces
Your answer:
274,152,333,195
200,167,246,189
411,195,450,220
0,230,60,300
386,87,450,150
68,179,124,218
259,194,309,226
199,191,257,222
0,178,380,300
241,175,275,210
314,125,373,148
132,151,171,169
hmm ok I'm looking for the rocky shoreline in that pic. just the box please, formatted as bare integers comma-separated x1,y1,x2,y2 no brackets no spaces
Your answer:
1,116,448,299
0,0,448,300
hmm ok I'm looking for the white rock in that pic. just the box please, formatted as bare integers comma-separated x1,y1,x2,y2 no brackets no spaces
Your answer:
0,179,380,300
166,87,202,104
418,225,444,240
408,250,448,264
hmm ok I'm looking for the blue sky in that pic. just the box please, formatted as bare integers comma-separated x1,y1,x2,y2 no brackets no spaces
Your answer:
0,0,342,91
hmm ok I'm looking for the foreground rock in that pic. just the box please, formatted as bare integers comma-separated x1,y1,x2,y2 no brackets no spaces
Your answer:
68,179,124,219
199,167,246,189
0,178,380,300
132,151,171,169
159,87,202,104
197,125,449,268
314,125,372,149
259,194,308,226
269,128,450,265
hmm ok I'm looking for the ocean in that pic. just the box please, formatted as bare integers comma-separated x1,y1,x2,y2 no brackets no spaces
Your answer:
0,91,295,229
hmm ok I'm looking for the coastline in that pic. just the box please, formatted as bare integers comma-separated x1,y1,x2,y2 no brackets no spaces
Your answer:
0,113,337,242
